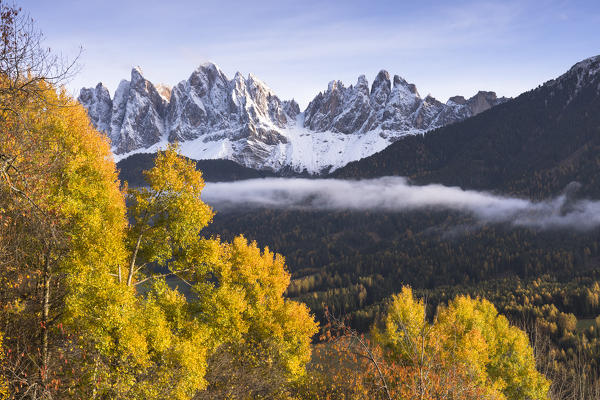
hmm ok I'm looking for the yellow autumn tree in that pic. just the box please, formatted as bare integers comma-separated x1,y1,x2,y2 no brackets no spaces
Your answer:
194,236,318,398
0,78,191,399
123,145,318,399
0,77,197,400
373,287,430,362
0,74,133,397
372,287,550,400
371,287,483,399
435,295,550,400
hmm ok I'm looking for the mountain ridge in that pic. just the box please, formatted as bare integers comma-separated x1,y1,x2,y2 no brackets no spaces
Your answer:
79,64,506,173
333,55,600,199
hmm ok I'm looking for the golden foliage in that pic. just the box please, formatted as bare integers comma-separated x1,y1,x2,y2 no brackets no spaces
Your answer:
372,287,550,400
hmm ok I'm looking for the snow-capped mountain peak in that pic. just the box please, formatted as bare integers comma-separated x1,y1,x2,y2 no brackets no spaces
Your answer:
79,63,507,173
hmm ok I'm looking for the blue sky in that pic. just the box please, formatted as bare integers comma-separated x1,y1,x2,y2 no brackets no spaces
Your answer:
25,0,600,108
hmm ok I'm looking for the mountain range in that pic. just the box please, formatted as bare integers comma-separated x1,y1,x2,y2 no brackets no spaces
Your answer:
79,64,506,173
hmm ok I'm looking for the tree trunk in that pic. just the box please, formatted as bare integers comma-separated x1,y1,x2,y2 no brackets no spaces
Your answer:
41,249,51,386
127,233,143,287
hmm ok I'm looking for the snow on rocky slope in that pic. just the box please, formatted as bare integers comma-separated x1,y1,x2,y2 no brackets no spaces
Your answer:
79,64,507,174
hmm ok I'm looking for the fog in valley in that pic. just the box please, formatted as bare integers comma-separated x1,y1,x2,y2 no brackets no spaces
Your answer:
203,177,598,230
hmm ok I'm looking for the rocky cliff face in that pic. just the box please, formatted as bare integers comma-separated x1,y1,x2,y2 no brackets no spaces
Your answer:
82,68,170,154
303,71,508,134
78,83,112,134
167,65,296,141
79,64,507,173
112,68,169,153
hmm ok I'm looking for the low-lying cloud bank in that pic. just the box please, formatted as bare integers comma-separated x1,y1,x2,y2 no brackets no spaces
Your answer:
202,177,600,230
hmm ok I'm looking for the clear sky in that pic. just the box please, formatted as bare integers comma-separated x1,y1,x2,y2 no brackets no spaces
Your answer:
25,0,600,108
